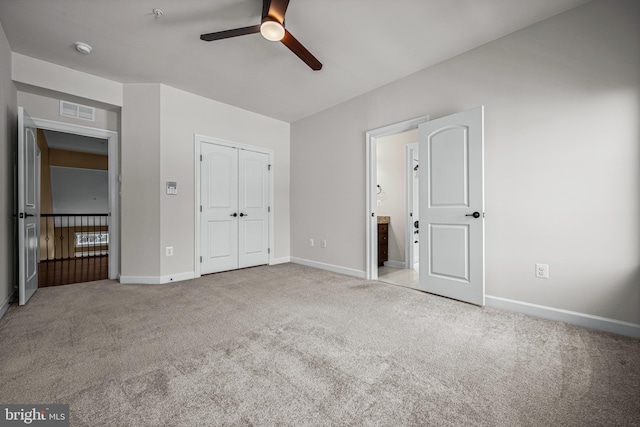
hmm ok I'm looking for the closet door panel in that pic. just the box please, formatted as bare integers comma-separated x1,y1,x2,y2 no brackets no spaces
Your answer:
201,143,239,274
238,150,269,268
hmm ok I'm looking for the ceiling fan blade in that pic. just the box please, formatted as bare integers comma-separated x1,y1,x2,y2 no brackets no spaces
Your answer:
262,0,290,23
281,30,322,71
200,25,261,42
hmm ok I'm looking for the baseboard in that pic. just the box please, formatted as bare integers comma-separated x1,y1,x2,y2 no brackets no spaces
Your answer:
270,256,290,265
0,291,14,320
384,260,405,269
120,271,195,285
290,257,366,279
486,295,640,338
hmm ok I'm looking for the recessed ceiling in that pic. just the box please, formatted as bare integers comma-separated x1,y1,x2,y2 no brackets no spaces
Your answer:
0,0,590,122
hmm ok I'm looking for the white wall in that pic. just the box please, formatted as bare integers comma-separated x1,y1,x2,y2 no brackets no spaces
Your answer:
12,53,123,107
120,83,290,280
121,84,162,278
17,91,119,132
159,85,290,278
291,0,640,324
50,167,109,213
0,21,17,315
377,129,418,265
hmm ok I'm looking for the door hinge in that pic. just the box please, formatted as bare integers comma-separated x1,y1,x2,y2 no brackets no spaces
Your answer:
268,206,271,213
200,155,203,161
200,256,202,263
268,248,270,254
268,164,271,171
200,205,202,212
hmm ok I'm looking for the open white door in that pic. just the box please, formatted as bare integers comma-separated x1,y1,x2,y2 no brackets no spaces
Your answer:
418,106,484,306
18,107,40,305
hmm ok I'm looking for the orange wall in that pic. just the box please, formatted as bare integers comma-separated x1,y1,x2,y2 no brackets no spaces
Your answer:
49,149,108,170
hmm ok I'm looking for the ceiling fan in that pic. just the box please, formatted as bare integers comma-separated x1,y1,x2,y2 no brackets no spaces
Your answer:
200,0,322,71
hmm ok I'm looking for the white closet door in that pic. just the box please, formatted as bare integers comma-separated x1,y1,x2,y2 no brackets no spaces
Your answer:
201,143,239,274
238,150,269,268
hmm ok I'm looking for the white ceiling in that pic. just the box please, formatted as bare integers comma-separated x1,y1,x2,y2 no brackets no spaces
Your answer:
43,130,108,155
0,0,589,122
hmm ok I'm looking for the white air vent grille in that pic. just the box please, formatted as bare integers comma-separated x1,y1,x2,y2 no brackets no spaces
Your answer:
60,101,95,122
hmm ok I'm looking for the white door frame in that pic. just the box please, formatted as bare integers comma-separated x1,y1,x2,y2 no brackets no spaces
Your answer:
30,117,120,280
365,116,428,281
405,142,419,270
193,134,274,278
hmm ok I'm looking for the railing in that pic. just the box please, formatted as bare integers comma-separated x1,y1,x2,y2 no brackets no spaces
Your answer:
40,214,109,261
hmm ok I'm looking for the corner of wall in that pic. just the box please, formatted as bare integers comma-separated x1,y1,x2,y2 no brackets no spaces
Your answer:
0,19,17,315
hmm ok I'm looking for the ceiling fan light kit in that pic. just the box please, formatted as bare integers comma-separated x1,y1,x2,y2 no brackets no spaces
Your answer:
260,19,285,41
200,0,322,70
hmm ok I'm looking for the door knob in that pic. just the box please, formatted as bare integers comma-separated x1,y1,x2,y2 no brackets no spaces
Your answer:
230,213,238,217
239,213,248,217
465,212,481,218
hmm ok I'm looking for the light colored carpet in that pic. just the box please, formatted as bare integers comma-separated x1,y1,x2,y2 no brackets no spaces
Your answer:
0,263,638,426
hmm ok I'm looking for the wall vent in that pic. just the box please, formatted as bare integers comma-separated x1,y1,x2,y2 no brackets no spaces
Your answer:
60,100,95,122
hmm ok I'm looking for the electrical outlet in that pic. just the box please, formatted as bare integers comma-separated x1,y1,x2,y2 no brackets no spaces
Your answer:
321,240,327,248
166,246,174,257
535,263,549,279
309,239,314,247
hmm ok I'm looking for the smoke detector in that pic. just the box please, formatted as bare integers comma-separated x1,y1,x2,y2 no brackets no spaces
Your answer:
74,42,92,54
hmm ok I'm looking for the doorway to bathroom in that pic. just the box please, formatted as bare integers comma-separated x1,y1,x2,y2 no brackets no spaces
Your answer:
375,130,420,289
366,107,485,306
366,116,427,289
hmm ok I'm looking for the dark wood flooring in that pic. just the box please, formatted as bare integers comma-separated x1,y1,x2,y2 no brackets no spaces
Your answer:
38,256,109,287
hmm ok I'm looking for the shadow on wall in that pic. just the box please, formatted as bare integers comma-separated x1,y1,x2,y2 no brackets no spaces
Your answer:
6,107,18,298
387,226,403,265
599,265,640,325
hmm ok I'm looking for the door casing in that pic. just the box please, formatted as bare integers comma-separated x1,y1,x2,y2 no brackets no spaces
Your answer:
30,116,120,280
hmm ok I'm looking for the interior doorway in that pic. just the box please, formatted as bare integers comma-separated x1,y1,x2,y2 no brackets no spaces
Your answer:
367,108,485,305
31,117,120,284
37,129,110,287
375,129,420,289
365,116,428,286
